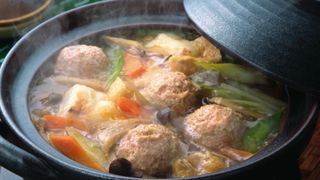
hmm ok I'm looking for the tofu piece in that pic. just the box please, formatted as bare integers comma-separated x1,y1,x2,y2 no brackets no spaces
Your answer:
58,84,118,123
192,36,222,63
145,33,196,56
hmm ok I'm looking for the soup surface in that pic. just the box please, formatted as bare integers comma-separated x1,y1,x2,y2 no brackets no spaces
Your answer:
29,29,287,178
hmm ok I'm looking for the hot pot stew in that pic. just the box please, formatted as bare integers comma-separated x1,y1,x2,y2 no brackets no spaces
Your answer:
29,29,287,178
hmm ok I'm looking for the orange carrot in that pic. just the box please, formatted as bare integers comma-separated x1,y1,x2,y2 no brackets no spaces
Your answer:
43,115,87,131
117,96,142,116
43,115,69,129
123,53,146,78
50,134,105,172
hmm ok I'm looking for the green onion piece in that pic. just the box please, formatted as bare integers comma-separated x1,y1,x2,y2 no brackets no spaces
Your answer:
194,62,268,85
219,83,282,113
226,81,286,109
106,47,124,87
241,111,283,153
203,83,286,117
210,97,266,118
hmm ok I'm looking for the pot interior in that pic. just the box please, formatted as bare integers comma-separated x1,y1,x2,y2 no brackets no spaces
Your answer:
0,0,318,179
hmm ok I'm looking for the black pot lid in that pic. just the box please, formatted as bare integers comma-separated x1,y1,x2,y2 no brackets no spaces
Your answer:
184,0,320,95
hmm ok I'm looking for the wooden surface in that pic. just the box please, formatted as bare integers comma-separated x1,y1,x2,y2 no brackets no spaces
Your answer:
300,118,320,180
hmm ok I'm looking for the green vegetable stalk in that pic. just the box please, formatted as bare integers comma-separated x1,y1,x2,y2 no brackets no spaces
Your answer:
241,111,283,153
218,83,282,112
211,97,273,118
105,47,124,87
226,81,286,108
194,62,268,85
205,83,286,118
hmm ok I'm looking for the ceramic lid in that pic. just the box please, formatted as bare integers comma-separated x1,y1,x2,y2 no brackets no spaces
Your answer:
184,0,320,95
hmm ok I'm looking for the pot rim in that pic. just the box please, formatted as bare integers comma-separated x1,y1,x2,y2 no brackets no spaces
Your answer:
0,0,319,179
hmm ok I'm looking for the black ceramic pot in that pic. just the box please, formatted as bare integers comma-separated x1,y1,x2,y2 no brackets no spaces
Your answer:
0,0,318,180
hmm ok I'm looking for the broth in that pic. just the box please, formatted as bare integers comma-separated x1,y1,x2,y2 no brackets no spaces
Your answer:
29,29,287,178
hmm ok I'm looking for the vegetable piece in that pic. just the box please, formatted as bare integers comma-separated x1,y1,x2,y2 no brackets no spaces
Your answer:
40,93,63,106
103,36,144,49
156,108,173,125
42,115,87,131
211,97,272,118
123,53,146,78
54,75,106,91
107,77,150,105
123,79,150,105
109,158,133,176
195,62,268,84
173,151,225,178
186,151,225,175
201,97,211,105
106,47,125,87
219,147,253,161
66,128,107,168
217,83,284,111
58,84,119,122
241,111,283,152
172,159,197,178
226,81,286,109
117,97,142,116
191,70,221,87
95,119,142,155
43,115,69,129
107,77,133,101
204,83,286,117
49,134,105,171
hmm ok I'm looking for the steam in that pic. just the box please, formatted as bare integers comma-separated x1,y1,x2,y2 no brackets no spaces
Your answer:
24,0,189,85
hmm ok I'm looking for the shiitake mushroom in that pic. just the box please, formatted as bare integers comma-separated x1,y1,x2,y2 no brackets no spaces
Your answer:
40,93,62,106
109,158,144,178
156,108,173,125
201,97,210,105
109,158,132,176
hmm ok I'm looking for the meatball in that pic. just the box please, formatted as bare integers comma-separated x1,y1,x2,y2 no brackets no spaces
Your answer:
55,45,108,80
116,124,181,176
140,71,195,113
184,104,245,149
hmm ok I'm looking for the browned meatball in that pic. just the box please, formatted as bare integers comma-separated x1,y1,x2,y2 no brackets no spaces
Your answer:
183,104,245,149
140,71,195,113
115,124,181,176
55,45,108,80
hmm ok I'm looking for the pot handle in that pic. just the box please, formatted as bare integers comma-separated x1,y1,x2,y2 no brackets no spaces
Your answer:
0,123,58,179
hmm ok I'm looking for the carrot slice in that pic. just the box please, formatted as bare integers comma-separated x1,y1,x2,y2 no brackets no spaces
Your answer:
123,53,146,78
50,134,105,172
43,115,87,131
43,115,69,129
117,96,142,116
